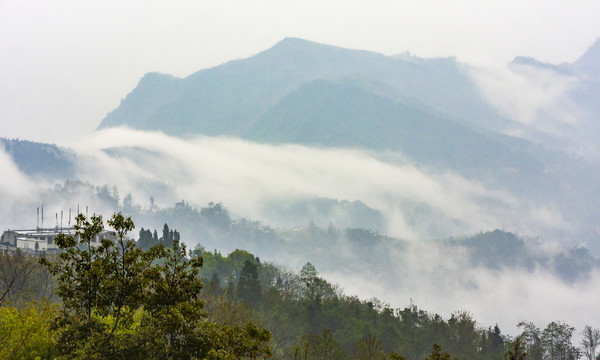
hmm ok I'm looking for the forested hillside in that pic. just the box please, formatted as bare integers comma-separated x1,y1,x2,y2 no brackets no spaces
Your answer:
0,138,74,179
0,213,595,359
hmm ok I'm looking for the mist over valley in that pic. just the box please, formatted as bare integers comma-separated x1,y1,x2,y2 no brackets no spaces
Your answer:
2,37,600,343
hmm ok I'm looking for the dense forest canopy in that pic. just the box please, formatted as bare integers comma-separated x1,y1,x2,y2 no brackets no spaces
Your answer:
1,212,598,359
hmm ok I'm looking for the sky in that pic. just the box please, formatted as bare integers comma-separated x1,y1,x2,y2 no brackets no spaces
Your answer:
1,0,600,143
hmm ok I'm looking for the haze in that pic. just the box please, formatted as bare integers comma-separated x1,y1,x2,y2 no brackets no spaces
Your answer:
2,0,600,343
2,0,600,143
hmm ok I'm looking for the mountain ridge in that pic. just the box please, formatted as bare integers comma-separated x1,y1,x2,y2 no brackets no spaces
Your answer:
98,37,509,137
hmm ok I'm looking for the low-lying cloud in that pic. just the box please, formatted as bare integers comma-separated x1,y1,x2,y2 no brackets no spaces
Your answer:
2,128,595,337
65,128,570,241
469,61,600,162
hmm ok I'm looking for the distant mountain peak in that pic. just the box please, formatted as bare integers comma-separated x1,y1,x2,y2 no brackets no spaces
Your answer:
574,37,600,77
260,37,353,59
270,37,337,50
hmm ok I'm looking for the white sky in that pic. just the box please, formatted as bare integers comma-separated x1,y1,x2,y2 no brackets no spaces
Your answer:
1,0,599,143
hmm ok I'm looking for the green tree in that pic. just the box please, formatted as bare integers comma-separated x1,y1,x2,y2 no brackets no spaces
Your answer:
238,260,261,306
140,237,205,358
0,301,58,360
289,330,346,360
201,202,231,231
518,322,543,360
505,336,528,360
40,213,271,360
41,213,106,322
354,334,387,360
0,249,55,305
447,311,478,360
137,228,153,250
161,223,173,248
300,262,325,333
541,321,579,360
424,344,456,360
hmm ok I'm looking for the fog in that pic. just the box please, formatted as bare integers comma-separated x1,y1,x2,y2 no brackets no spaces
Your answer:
469,61,600,161
64,128,571,241
1,127,597,337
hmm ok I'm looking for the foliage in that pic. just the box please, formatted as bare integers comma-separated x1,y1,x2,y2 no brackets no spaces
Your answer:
0,301,57,360
287,330,346,360
193,248,518,360
581,326,600,360
1,209,594,360
238,260,262,306
0,249,55,306
505,336,529,360
424,344,456,360
541,321,579,360
138,224,180,250
39,213,271,360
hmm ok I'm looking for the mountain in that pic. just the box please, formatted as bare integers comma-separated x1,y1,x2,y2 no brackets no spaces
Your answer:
574,37,600,78
508,37,600,161
99,37,510,137
95,39,600,240
98,38,551,181
247,78,541,176
9,37,600,252
101,39,591,201
0,138,75,179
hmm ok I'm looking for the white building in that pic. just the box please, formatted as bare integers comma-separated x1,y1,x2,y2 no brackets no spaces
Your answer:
1,227,114,252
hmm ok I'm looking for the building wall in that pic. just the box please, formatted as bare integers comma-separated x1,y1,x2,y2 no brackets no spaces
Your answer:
16,238,48,251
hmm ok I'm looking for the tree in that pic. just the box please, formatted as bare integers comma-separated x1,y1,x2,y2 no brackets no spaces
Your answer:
201,202,231,230
238,260,261,306
518,322,544,360
40,213,272,360
138,227,153,250
300,262,323,302
505,336,528,360
0,301,58,360
289,330,346,360
424,344,456,360
300,262,325,333
161,223,173,248
41,213,107,322
581,326,600,360
581,325,600,360
492,324,505,353
541,321,579,360
354,334,388,360
447,311,478,360
0,249,55,305
40,213,148,358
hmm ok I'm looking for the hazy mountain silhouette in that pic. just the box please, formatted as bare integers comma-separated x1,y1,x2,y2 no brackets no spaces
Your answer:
99,37,510,137
0,138,74,179
574,37,600,78
98,38,551,178
510,37,600,161
246,78,541,176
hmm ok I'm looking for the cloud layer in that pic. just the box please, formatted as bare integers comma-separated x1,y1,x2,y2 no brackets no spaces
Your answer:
64,128,571,242
2,128,596,338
